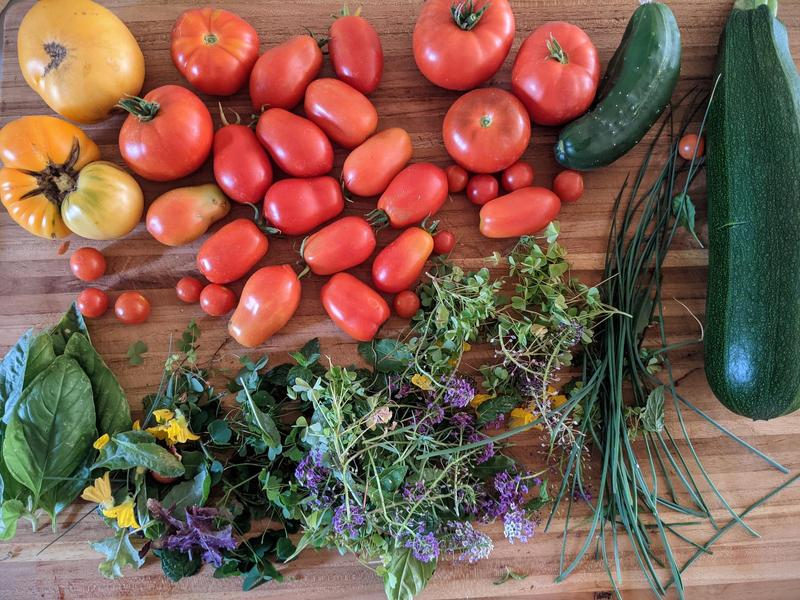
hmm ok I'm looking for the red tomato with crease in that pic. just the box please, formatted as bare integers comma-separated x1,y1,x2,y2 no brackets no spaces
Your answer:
413,0,515,91
249,35,323,110
502,161,535,192
302,216,377,276
197,219,268,284
264,177,344,236
171,8,259,96
229,265,301,347
256,109,333,178
321,273,390,342
304,79,378,149
446,165,469,193
376,163,449,228
467,174,499,206
213,120,272,204
342,128,412,197
200,284,236,317
372,227,434,293
329,9,383,95
479,187,561,239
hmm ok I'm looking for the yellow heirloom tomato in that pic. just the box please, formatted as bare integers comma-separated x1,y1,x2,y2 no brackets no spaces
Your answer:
17,0,145,124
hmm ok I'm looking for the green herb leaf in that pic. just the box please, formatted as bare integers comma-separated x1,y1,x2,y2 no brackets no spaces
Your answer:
493,566,528,585
50,303,89,355
672,193,702,246
91,527,145,579
0,499,24,540
545,220,560,244
126,341,148,366
525,480,551,512
642,386,665,433
242,560,282,591
155,548,202,582
474,455,517,480
381,548,436,600
358,339,412,373
275,537,296,561
23,334,56,388
208,419,232,444
160,468,210,518
290,339,320,367
0,330,33,425
476,396,518,425
92,431,185,477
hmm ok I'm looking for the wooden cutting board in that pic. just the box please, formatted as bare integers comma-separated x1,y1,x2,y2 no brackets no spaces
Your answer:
1,1,799,598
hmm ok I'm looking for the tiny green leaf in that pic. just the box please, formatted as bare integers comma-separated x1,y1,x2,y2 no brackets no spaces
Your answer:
126,341,148,366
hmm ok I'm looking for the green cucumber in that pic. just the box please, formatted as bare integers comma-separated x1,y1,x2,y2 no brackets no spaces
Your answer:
704,0,800,420
554,2,681,170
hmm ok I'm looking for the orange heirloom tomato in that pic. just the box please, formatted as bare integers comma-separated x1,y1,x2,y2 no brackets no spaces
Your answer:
304,79,379,149
171,8,259,96
214,113,273,204
264,177,344,236
342,128,413,197
147,184,230,246
372,227,434,294
250,35,323,111
479,187,561,239
374,163,449,228
256,109,333,178
302,216,377,276
229,265,302,348
197,219,268,284
321,273,390,342
329,8,383,95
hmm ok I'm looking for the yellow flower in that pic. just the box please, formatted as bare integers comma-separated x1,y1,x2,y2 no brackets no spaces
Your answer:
469,394,493,409
147,409,199,446
93,433,110,450
509,408,543,431
411,374,433,391
463,342,472,352
102,497,140,529
132,420,141,431
81,472,114,507
552,394,569,408
152,409,174,423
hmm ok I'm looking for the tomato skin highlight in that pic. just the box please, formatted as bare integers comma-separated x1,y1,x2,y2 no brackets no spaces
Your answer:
304,79,378,149
213,123,273,204
678,134,705,160
372,227,434,293
377,163,449,228
176,276,204,304
329,13,383,95
479,187,561,239
467,174,499,206
228,265,301,348
302,216,377,276
115,291,151,325
432,230,456,255
342,128,413,197
77,288,109,319
197,219,268,284
445,165,469,193
200,284,236,317
393,290,421,319
264,177,344,236
249,35,323,110
501,161,535,192
321,273,390,342
256,109,334,178
147,184,230,247
69,248,106,282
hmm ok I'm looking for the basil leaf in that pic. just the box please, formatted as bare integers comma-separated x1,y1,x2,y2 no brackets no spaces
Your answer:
358,339,412,373
0,498,24,541
91,528,144,579
474,455,517,480
92,431,184,477
39,457,93,521
23,334,56,388
155,548,201,582
275,537,296,562
382,548,436,600
476,396,519,425
0,330,33,424
160,468,210,518
50,303,89,355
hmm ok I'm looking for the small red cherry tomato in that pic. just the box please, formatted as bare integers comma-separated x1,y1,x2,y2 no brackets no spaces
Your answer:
115,291,151,325
176,276,204,304
321,272,390,342
479,187,561,239
501,161,535,192
69,247,106,282
375,163,449,228
304,78,378,149
342,128,413,197
372,227,434,293
197,219,268,284
213,115,273,204
256,108,333,178
249,35,323,111
432,230,456,255
264,177,344,236
445,165,469,193
77,288,109,319
678,134,705,161
200,284,236,317
553,170,584,203
329,8,383,95
393,290,421,319
302,216,377,276
467,174,499,206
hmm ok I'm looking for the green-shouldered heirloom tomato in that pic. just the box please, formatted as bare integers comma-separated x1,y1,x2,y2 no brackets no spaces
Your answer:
264,177,343,236
329,7,383,95
479,187,561,238
146,184,230,246
321,272,390,342
304,78,378,149
256,109,333,178
249,35,323,111
214,112,273,204
372,227,434,293
197,218,268,284
342,128,412,197
302,216,377,276
374,163,449,228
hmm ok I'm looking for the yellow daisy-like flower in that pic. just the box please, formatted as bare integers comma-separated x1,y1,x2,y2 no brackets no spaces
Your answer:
81,472,114,507
509,407,543,431
93,433,110,450
469,394,493,409
132,420,141,431
102,497,140,529
552,394,569,408
411,374,433,391
152,409,174,423
147,409,199,446
463,342,472,352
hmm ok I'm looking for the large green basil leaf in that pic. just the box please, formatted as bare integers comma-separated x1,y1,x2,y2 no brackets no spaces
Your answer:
50,303,89,355
23,334,56,388
358,339,412,373
382,548,436,600
91,527,145,579
160,468,210,519
92,431,184,477
39,458,93,521
0,329,33,424
0,498,24,541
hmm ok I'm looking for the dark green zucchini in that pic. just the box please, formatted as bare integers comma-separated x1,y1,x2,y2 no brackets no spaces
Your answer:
554,2,681,170
705,0,800,420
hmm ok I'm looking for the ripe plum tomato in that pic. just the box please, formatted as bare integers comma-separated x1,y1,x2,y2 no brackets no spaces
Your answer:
372,227,434,294
77,288,109,319
249,35,323,111
432,230,456,255
176,276,204,304
264,177,344,236
479,187,561,239
69,247,106,281
171,8,259,96
256,109,333,178
413,0,515,91
552,170,584,203
467,174,499,206
502,161,535,192
197,219,268,284
147,184,230,247
445,165,469,193
375,163,449,228
443,88,531,174
512,22,600,126
321,273,390,342
329,7,383,95
115,291,151,325
304,79,378,149
302,216,377,276
200,284,236,317
679,134,705,161
393,290,421,319
342,128,412,197
213,113,273,204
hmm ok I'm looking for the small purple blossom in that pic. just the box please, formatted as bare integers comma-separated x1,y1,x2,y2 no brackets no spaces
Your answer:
402,480,427,503
441,375,477,408
443,521,493,563
503,509,535,544
573,488,592,502
404,530,440,563
533,477,543,487
425,400,445,426
332,503,365,539
451,411,474,430
477,472,530,521
295,448,337,507
484,413,505,430
468,431,495,464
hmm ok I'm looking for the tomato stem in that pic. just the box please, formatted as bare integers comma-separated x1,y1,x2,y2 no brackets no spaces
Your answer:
18,138,80,207
203,33,218,45
365,209,389,231
480,114,492,128
450,0,490,31
117,96,160,122
296,265,311,280
546,34,569,64
218,102,242,127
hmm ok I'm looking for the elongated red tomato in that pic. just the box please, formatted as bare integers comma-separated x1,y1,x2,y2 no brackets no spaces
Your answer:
229,265,301,347
372,227,434,293
264,177,343,236
302,216,376,276
329,8,383,95
375,163,448,228
304,79,378,149
321,273,390,342
197,219,268,284
342,128,413,197
479,187,561,239
256,109,333,177
213,119,272,204
249,35,322,110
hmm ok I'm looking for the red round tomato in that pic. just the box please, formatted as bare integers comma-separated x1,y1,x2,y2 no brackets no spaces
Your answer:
413,0,515,91
512,22,600,126
375,163,449,228
197,219,268,284
321,273,390,342
479,187,561,239
372,227,434,293
302,216,377,276
264,177,343,236
329,8,383,95
446,165,469,193
69,247,106,281
115,291,151,325
679,134,705,161
200,284,236,317
553,170,584,203
304,79,378,149
342,128,413,197
502,161,535,192
229,265,301,347
213,116,273,204
393,290,421,319
176,276,204,304
77,288,109,319
249,35,323,110
443,88,531,174
256,109,333,178
432,230,456,255
171,8,259,96
467,174,499,206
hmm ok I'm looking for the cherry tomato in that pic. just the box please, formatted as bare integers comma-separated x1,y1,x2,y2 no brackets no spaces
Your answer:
342,128,413,197
197,219,268,284
118,85,213,182
393,290,421,319
264,177,344,236
443,88,531,174
467,174,499,206
115,291,151,325
302,216,377,276
479,187,561,239
321,273,390,342
329,8,383,95
413,0,515,91
176,276,204,304
432,230,456,255
229,265,301,347
213,115,273,204
249,35,323,110
69,247,106,282
171,8,259,96
147,184,230,247
256,109,333,178
446,165,469,193
502,161,535,192
553,170,584,203
200,284,236,317
375,163,449,228
304,79,378,149
76,288,109,319
372,227,434,293
679,134,705,161
512,22,600,126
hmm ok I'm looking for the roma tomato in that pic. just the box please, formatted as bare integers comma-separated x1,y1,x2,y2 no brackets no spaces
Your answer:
479,187,561,239
302,216,376,276
70,248,106,282
413,0,514,91
374,163,449,228
329,7,383,95
446,165,469,193
200,284,236,317
171,8,259,96
147,184,230,246
197,219,268,284
467,174,499,206
256,109,333,178
444,88,530,174
304,79,378,149
512,22,600,126
118,85,213,182
214,113,273,204
552,170,584,203
249,35,322,110
321,273,390,342
393,290,421,319
115,292,151,325
342,128,412,197
77,288,109,319
229,265,301,347
432,230,456,255
679,134,705,160
372,227,434,293
176,276,204,303
264,177,343,236
502,161,535,192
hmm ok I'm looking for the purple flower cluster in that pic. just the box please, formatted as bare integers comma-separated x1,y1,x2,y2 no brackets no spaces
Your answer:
443,521,493,563
404,529,440,563
332,503,365,539
401,480,427,503
451,411,474,430
560,319,586,347
441,375,476,408
295,448,337,507
503,509,535,544
478,472,530,521
467,431,495,464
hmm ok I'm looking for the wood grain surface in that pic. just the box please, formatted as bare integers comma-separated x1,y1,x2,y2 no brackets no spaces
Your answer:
1,1,799,599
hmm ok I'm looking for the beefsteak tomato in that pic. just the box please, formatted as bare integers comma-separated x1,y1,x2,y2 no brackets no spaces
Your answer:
479,187,561,238
374,163,449,228
197,219,268,284
302,216,377,276
304,79,378,149
329,7,384,95
264,177,344,236
321,273,390,342
372,227,434,293
342,128,413,197
249,35,323,111
256,109,333,178
147,184,230,246
214,111,273,204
